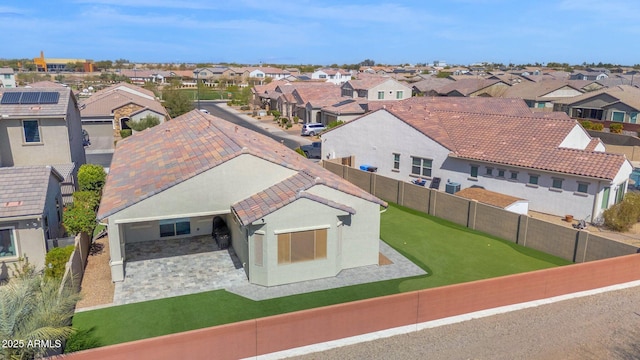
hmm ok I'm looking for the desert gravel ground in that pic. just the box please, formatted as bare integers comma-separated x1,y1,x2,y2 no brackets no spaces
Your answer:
75,236,114,309
292,285,640,360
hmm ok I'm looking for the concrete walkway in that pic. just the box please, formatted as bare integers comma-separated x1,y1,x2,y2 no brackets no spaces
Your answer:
112,236,425,305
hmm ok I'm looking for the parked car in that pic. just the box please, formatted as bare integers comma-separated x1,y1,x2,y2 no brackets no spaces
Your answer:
199,109,210,114
301,123,326,136
212,216,230,249
300,141,322,159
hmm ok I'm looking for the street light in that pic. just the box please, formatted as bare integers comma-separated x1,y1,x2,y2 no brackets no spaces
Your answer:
194,69,201,110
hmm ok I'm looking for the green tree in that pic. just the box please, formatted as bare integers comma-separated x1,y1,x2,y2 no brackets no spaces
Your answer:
78,164,107,193
0,269,80,359
94,60,113,71
126,115,161,132
162,88,194,117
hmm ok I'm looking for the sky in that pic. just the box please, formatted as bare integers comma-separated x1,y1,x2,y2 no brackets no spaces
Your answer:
1,0,639,66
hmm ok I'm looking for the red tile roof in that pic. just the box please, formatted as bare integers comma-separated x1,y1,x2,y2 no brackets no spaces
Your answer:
342,97,628,181
98,110,386,220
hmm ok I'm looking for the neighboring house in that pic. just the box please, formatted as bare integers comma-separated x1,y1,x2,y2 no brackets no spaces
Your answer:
0,68,16,88
411,76,455,96
97,110,386,286
321,97,632,221
502,80,584,110
78,82,169,145
554,85,640,127
0,87,86,203
0,166,65,277
340,76,412,101
290,85,343,124
311,69,353,84
435,79,510,97
570,70,609,81
119,69,173,85
320,99,370,124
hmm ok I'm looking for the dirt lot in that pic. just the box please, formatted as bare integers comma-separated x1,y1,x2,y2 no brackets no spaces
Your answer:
75,235,114,309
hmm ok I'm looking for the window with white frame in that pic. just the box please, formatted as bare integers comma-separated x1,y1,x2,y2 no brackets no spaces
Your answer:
396,91,403,99
0,227,17,258
611,111,625,122
22,120,41,143
392,153,400,170
278,229,327,264
630,113,638,124
377,91,384,100
411,156,432,177
159,218,191,237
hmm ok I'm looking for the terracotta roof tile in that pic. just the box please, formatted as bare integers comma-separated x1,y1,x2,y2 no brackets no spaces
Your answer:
98,110,386,220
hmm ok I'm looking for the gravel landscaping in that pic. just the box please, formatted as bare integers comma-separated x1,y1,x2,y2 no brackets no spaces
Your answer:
75,236,114,310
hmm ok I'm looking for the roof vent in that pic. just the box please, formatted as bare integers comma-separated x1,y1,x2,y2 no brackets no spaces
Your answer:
4,201,23,207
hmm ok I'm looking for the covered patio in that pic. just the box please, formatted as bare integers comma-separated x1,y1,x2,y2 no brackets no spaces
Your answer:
113,235,248,305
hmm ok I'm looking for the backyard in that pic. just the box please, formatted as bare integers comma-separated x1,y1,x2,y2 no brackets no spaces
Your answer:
70,203,571,348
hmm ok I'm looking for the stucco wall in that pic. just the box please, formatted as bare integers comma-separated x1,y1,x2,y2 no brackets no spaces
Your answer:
43,172,63,240
0,118,72,166
0,220,47,278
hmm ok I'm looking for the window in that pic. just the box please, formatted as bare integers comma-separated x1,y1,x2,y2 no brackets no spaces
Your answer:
601,187,610,209
0,227,17,258
470,165,478,178
319,74,327,79
392,153,400,170
552,178,563,189
497,169,505,178
377,91,384,100
3,74,10,79
630,113,638,124
485,168,493,176
611,111,625,122
537,102,546,108
159,218,191,237
528,174,539,185
577,183,589,193
277,228,327,264
616,183,626,204
510,171,518,180
22,120,41,143
396,91,403,99
411,156,432,177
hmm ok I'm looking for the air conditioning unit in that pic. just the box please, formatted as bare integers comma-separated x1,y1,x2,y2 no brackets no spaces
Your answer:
445,182,461,194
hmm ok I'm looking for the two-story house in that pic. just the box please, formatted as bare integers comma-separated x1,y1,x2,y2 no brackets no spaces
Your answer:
340,76,412,101
0,68,16,88
0,87,86,203
321,97,632,221
311,69,353,84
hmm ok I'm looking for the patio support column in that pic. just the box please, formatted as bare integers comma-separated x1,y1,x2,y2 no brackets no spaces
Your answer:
108,221,125,282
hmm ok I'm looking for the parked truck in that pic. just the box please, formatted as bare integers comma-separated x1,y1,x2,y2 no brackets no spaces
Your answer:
300,141,322,159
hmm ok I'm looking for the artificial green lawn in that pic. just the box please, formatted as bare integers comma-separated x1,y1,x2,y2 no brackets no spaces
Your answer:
72,203,571,346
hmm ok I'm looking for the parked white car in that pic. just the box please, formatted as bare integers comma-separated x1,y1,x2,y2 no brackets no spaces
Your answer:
301,123,326,136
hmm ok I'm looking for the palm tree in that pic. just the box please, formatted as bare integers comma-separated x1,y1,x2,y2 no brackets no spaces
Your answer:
0,262,80,359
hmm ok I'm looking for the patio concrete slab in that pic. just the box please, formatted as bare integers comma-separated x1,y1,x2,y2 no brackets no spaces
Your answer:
112,237,426,306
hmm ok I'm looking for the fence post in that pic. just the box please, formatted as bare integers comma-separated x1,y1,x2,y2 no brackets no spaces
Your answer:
467,200,478,230
397,181,404,206
516,215,529,246
573,230,590,263
428,189,437,216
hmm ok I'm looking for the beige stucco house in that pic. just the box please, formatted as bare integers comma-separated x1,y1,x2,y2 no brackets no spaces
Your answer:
97,110,386,287
0,166,65,278
0,87,86,203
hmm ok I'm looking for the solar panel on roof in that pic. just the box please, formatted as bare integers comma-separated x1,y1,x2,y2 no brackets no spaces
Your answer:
20,92,41,104
39,92,60,104
0,92,22,105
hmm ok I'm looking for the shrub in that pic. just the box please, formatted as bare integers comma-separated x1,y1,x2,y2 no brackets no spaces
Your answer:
126,115,160,132
592,123,604,131
295,147,307,158
580,120,593,129
327,120,344,129
293,116,300,124
63,205,96,235
120,129,132,138
78,164,107,193
609,123,624,134
602,194,640,232
72,191,100,211
77,168,100,189
271,110,281,120
65,328,103,353
240,105,250,111
45,245,74,279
